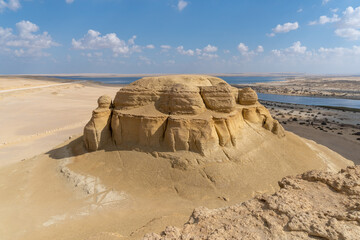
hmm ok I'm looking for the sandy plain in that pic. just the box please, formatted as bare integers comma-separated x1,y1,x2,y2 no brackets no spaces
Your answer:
0,76,120,167
0,75,358,240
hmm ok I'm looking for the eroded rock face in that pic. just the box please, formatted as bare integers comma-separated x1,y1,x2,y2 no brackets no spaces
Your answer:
200,85,236,113
84,75,285,154
145,165,360,240
239,87,258,105
114,86,158,110
83,95,113,151
157,84,205,115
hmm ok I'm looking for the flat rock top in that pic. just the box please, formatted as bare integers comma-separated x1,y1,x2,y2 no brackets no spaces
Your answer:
129,75,227,89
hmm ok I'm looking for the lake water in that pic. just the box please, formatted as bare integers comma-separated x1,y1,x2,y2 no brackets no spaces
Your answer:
218,76,283,84
258,93,360,109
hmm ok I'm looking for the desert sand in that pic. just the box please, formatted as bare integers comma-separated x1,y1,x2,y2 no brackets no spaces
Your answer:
0,76,120,167
0,75,357,240
147,165,360,239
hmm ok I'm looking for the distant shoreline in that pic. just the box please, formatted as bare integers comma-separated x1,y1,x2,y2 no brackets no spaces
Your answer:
44,74,360,101
233,75,360,100
258,99,360,112
2,74,360,105
241,87,360,100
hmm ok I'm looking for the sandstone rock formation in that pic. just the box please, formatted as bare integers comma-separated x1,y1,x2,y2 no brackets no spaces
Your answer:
84,75,285,154
81,75,352,199
83,95,112,151
238,87,258,105
145,165,360,240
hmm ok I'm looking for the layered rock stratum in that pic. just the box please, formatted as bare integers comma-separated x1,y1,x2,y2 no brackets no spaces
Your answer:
84,75,285,155
145,165,360,240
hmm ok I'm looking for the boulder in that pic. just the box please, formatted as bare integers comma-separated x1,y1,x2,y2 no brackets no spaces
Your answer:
200,85,236,113
238,87,258,105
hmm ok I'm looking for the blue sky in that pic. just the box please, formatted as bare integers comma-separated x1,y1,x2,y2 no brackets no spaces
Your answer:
1,0,360,74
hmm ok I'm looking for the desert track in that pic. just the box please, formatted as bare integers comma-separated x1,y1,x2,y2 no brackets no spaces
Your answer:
0,82,83,93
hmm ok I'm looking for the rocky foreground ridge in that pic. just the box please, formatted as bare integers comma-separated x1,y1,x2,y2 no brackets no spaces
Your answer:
83,75,285,155
145,165,360,240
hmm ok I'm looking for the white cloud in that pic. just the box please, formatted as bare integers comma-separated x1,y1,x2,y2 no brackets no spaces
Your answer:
297,8,303,13
331,8,339,13
196,45,218,59
146,44,155,49
128,35,136,45
261,43,360,73
340,6,360,29
72,30,141,56
271,49,282,57
309,14,340,25
203,44,217,53
16,21,39,38
305,6,360,40
335,28,360,40
318,45,360,56
268,22,299,36
310,6,360,40
160,44,171,52
256,45,264,53
65,0,74,4
176,44,218,59
176,45,194,56
336,6,360,40
198,52,218,60
322,0,330,5
272,41,307,57
0,0,20,12
237,43,248,55
273,22,299,33
177,0,188,11
0,20,58,57
287,41,307,54
237,43,263,56
320,15,340,24
0,27,13,43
